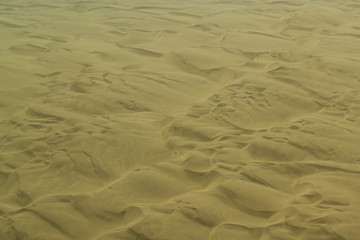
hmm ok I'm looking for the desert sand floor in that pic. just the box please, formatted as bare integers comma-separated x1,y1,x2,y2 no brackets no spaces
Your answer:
1,0,360,239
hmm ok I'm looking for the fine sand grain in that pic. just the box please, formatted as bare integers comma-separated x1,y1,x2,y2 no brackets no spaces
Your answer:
1,0,360,239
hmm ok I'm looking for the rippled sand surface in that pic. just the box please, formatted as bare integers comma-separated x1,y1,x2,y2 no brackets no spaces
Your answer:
1,0,360,239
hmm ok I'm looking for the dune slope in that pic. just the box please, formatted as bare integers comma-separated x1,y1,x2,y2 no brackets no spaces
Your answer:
1,0,360,239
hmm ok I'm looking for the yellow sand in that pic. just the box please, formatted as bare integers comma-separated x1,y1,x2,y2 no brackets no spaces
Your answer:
1,0,360,239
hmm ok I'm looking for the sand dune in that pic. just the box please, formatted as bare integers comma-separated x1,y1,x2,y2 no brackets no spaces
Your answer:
1,0,360,239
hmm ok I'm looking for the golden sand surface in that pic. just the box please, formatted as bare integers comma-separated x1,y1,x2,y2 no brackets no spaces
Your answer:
1,0,360,239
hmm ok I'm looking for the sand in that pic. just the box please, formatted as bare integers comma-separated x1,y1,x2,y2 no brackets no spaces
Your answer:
0,0,360,239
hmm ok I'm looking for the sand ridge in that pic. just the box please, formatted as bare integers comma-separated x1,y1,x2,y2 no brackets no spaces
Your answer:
1,0,360,239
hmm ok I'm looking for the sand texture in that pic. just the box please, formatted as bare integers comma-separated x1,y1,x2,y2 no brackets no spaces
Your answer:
1,0,360,239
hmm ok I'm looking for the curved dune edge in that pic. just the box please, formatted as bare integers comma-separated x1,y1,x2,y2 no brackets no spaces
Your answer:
1,0,360,239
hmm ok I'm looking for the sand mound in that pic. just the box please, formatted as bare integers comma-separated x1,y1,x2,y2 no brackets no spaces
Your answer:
1,0,360,239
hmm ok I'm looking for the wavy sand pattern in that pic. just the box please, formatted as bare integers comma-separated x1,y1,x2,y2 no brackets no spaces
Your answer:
1,0,360,239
